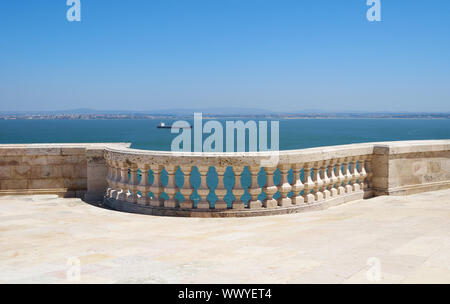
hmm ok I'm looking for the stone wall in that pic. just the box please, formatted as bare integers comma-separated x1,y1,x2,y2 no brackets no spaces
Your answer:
0,143,130,200
371,141,450,195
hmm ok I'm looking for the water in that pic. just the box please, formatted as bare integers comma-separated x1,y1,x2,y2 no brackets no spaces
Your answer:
1,118,448,206
0,118,449,151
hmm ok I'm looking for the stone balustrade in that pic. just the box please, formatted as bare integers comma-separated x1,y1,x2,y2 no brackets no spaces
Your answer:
1,140,449,217
102,140,450,217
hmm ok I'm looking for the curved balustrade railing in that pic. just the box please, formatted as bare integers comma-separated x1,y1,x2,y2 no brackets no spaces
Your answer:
103,143,375,217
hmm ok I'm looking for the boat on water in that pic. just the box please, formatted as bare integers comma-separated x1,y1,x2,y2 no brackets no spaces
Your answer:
157,122,191,129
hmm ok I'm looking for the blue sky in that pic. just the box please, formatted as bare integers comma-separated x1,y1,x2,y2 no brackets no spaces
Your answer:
0,0,449,112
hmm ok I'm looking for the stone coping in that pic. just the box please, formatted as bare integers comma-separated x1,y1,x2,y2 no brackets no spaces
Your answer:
104,140,450,166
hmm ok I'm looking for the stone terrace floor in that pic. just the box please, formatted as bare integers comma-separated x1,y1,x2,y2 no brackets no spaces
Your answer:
0,190,449,284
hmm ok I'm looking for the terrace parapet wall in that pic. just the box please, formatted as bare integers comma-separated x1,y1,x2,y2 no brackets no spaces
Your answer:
0,140,448,217
0,143,131,200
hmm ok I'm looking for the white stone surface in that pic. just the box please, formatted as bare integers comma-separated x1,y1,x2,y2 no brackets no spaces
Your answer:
0,190,449,283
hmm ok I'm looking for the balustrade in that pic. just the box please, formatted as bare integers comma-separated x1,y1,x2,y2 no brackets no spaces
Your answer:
103,146,373,216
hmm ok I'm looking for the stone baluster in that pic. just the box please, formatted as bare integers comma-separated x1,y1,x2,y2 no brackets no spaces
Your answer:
105,160,114,198
248,166,262,209
180,166,194,209
328,159,339,197
149,165,164,207
351,156,361,192
110,162,121,199
363,155,373,192
358,155,368,191
137,164,150,205
290,163,304,204
336,158,346,195
232,166,245,209
262,167,278,208
164,165,178,208
127,164,139,203
303,163,315,203
214,166,228,210
320,160,331,199
117,162,129,201
313,161,324,201
343,157,353,193
277,165,292,207
197,166,210,209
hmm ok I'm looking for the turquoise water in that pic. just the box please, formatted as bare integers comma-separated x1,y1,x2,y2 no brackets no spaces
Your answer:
1,118,448,206
0,118,449,151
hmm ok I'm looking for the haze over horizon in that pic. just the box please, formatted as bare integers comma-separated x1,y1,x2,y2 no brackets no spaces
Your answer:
1,1,449,112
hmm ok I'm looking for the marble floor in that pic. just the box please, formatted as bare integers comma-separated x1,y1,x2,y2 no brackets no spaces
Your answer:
0,189,449,283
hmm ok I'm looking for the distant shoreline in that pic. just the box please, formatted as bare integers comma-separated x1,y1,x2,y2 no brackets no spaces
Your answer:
0,114,449,120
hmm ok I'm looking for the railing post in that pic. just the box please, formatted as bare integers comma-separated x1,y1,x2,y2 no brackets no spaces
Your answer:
137,164,150,205
320,160,331,199
117,162,129,201
343,157,353,193
127,164,139,203
248,166,262,209
263,166,278,208
180,165,194,209
328,159,339,197
291,163,304,204
313,161,324,201
110,161,120,199
215,166,228,210
232,166,245,209
358,155,368,190
150,165,164,207
337,158,346,195
303,163,315,203
277,164,292,207
351,156,361,192
105,160,114,198
197,166,210,209
164,165,178,208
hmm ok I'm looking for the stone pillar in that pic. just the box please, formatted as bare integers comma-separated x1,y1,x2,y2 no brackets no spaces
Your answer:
149,165,164,207
117,162,129,201
313,161,324,201
351,157,361,192
215,166,228,210
328,159,339,197
263,166,278,208
248,166,262,209
336,158,346,195
277,165,292,207
105,160,114,198
320,160,331,199
232,166,245,209
85,148,108,202
137,164,150,205
343,157,353,193
164,165,178,208
126,165,139,203
358,155,368,190
180,166,194,209
197,166,210,209
110,162,121,199
303,163,315,203
290,163,304,204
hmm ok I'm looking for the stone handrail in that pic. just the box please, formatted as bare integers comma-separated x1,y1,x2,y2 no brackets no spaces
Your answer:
103,140,450,217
